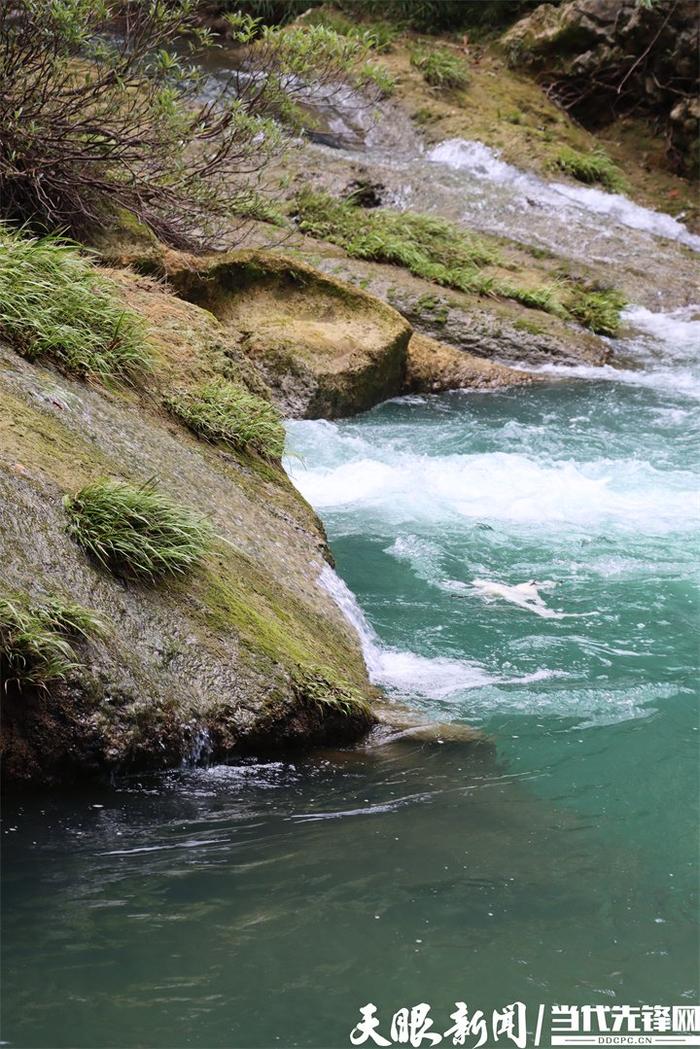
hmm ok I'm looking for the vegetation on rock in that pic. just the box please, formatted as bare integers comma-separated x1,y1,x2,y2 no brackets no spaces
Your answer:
565,287,627,336
300,8,398,52
0,593,103,690
294,191,618,328
295,189,498,286
64,479,212,580
0,226,148,382
555,147,627,192
166,379,286,460
295,665,372,717
410,47,469,90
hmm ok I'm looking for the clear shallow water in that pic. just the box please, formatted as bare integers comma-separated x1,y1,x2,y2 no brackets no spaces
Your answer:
3,311,698,1048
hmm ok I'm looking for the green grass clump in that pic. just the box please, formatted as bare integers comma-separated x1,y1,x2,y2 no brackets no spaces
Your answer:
166,379,286,461
565,287,627,336
295,664,372,718
295,189,498,287
555,147,627,193
410,47,469,90
0,225,148,382
64,479,212,580
497,280,563,315
0,594,103,690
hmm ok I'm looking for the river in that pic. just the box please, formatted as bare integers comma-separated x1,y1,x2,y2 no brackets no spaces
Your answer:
2,85,699,1048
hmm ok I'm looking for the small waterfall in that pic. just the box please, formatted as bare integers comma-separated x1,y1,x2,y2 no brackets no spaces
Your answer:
181,726,213,769
318,563,500,700
427,138,700,251
319,563,382,676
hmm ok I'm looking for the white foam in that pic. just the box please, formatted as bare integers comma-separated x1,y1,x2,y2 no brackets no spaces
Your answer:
427,138,700,250
289,446,699,535
623,304,700,353
469,578,564,619
319,564,559,700
529,304,700,399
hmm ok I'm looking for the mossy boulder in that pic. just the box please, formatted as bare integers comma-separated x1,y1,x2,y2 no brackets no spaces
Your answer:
0,266,382,783
167,250,413,419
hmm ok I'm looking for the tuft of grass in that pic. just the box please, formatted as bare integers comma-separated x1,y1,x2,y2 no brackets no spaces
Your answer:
0,593,103,690
295,189,498,285
64,479,212,580
496,280,563,315
165,379,286,460
295,664,372,718
410,47,469,90
555,147,627,193
565,287,627,336
0,225,149,382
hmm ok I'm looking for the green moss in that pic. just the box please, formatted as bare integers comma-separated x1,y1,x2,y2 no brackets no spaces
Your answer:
0,225,150,382
555,147,627,193
0,390,116,494
0,591,104,690
413,293,450,324
513,318,547,336
64,478,212,580
410,47,469,90
165,378,286,460
198,551,369,717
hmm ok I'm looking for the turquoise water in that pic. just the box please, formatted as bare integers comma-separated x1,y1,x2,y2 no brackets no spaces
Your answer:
2,309,699,1047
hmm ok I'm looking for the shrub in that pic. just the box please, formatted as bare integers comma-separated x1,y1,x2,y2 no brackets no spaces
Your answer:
0,1,389,247
555,147,627,193
64,479,212,580
565,287,627,336
302,9,398,52
0,594,103,690
0,225,148,381
410,48,469,90
166,379,286,460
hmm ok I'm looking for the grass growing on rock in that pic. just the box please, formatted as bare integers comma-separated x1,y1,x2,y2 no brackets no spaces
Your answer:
0,225,148,382
565,287,627,336
166,379,285,461
555,147,627,193
295,190,572,317
410,47,469,90
64,479,212,581
294,664,372,718
302,8,398,52
295,188,499,284
0,593,103,690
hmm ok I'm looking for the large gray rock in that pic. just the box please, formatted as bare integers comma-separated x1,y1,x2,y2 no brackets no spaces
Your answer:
503,0,699,174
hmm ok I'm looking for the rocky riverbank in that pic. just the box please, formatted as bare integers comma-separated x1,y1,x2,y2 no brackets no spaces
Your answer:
2,0,697,784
